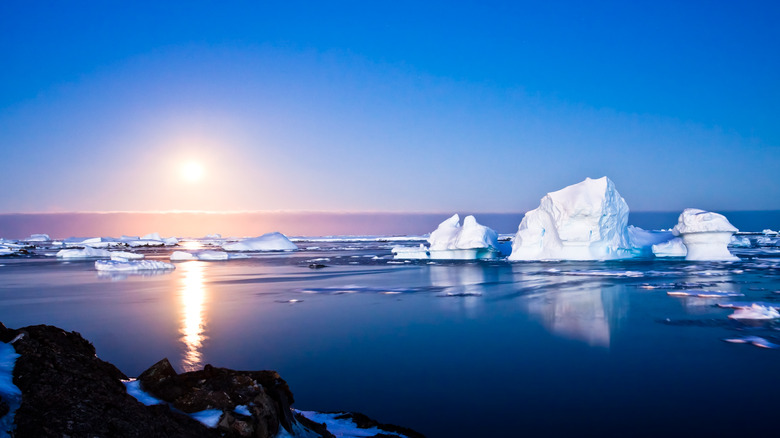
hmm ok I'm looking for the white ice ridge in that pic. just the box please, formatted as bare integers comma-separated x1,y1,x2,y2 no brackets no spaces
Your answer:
672,209,738,261
56,246,112,259
652,237,687,257
392,214,500,260
508,177,632,261
222,232,298,252
727,304,780,320
95,260,175,271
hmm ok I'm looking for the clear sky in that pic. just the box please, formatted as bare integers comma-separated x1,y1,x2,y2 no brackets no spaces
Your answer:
1,0,778,214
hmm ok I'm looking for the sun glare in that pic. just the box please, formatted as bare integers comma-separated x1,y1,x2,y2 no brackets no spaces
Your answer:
180,161,204,183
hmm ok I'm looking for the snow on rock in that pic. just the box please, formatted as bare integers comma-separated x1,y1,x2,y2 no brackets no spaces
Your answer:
672,209,738,261
652,237,687,257
23,234,50,242
222,232,298,252
56,247,112,259
728,304,780,320
110,251,144,261
94,260,175,272
509,177,632,261
0,341,22,435
393,214,500,260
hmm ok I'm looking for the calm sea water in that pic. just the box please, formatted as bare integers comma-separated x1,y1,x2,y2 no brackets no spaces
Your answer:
2,234,780,437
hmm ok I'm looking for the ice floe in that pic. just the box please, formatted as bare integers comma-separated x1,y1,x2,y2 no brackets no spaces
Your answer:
723,336,779,349
508,177,633,261
729,235,752,248
666,290,744,298
56,246,112,259
673,209,739,261
393,214,500,260
727,304,780,320
94,260,175,272
222,232,298,251
110,251,144,261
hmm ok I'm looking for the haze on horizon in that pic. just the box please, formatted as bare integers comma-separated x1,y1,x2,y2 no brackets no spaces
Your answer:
1,1,778,215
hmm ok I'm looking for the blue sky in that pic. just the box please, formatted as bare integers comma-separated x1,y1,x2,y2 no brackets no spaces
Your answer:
1,1,778,213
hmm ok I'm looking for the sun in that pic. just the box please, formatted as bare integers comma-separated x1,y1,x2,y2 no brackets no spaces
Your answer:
180,161,204,183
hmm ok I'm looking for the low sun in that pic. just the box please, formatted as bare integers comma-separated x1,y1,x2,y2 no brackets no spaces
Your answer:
180,161,204,183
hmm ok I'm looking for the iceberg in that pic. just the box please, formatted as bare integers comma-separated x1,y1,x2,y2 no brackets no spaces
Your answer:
393,214,500,260
94,260,175,271
672,209,738,261
23,233,50,242
728,304,780,320
56,247,112,259
508,177,632,261
651,237,687,257
222,232,298,252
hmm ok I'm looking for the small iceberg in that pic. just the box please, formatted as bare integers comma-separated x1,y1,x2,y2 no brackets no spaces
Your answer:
508,177,633,261
95,260,175,272
673,209,739,261
23,233,50,242
222,232,298,251
728,304,780,320
393,214,500,260
56,247,112,259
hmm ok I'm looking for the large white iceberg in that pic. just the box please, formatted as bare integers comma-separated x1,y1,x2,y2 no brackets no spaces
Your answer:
508,177,632,261
222,232,298,252
393,214,500,260
672,209,738,261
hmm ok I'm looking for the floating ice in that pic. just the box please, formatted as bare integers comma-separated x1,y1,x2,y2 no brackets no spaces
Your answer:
728,304,780,320
652,238,687,257
762,229,778,235
196,251,229,261
508,177,633,261
110,251,144,261
95,260,175,271
23,233,50,242
666,290,744,298
170,251,197,261
56,246,112,259
0,341,22,436
729,235,751,248
393,214,500,260
222,232,298,251
72,237,125,248
717,302,779,310
723,336,779,349
672,209,738,261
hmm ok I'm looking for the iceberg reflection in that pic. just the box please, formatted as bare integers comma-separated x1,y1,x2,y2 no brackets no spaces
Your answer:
179,261,208,371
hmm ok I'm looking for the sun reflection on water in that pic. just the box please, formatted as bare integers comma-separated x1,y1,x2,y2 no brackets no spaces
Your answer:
179,261,208,371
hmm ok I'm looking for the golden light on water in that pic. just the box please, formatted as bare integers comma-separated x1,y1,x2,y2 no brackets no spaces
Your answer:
179,261,208,371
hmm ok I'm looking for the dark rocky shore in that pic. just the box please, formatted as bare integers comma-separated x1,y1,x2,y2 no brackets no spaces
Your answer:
0,323,424,438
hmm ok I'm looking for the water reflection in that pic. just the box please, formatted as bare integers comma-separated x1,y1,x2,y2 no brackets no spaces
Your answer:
430,264,490,317
179,261,208,371
514,267,627,348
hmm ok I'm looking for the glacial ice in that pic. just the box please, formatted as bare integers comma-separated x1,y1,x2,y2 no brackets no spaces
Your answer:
56,247,112,259
393,214,500,260
672,209,738,261
94,260,175,271
508,177,632,261
222,232,298,252
727,304,780,320
652,238,687,257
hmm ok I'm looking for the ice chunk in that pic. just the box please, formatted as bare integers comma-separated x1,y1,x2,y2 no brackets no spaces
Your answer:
110,251,144,260
652,238,687,257
56,246,112,259
509,177,632,261
95,260,175,271
723,336,779,349
762,229,778,235
728,304,780,320
23,233,50,242
222,232,298,251
73,237,124,248
170,251,197,261
394,214,500,260
141,232,162,241
189,409,223,428
196,251,229,261
729,235,751,248
391,244,429,259
672,209,738,261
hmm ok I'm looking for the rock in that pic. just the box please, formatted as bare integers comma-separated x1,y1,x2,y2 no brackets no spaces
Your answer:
139,361,296,437
7,324,218,438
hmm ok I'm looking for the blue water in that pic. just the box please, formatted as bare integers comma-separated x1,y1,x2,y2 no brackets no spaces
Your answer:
1,238,780,437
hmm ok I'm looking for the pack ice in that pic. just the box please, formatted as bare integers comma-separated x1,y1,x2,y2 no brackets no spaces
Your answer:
508,177,632,261
393,214,500,260
672,209,739,261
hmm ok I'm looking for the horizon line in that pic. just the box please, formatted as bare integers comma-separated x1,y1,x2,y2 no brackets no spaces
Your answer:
1,209,780,215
